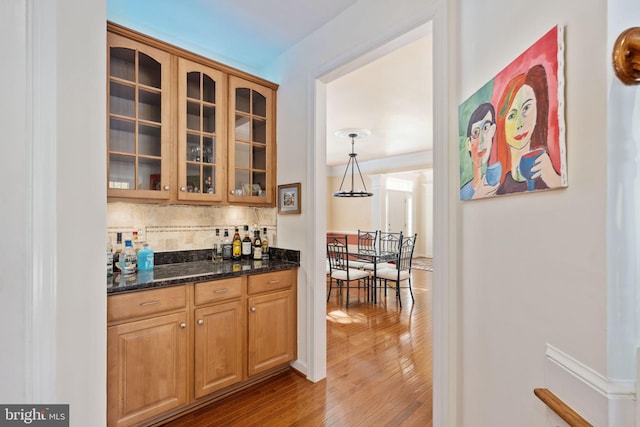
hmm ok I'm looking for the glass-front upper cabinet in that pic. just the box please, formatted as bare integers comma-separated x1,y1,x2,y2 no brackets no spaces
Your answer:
228,76,275,205
177,58,226,202
107,33,172,200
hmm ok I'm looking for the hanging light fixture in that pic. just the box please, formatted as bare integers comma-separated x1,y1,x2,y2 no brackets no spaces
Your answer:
333,129,373,197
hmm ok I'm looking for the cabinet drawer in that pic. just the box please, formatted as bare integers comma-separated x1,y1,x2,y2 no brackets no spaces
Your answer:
194,277,242,306
108,286,187,323
248,270,293,295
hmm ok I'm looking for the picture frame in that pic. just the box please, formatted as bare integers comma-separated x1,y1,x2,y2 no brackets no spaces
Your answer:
278,183,301,215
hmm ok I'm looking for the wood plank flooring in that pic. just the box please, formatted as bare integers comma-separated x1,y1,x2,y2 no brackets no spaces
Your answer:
162,270,432,427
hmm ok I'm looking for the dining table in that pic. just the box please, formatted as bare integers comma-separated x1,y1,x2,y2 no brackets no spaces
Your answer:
348,244,397,303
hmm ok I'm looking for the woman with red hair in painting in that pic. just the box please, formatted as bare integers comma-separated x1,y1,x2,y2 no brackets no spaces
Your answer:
494,64,562,194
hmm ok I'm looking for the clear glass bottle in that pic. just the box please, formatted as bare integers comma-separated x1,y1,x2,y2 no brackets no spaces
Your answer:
212,228,223,263
261,227,269,260
120,240,137,275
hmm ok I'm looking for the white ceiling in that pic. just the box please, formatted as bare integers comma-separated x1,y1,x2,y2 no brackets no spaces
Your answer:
107,0,432,168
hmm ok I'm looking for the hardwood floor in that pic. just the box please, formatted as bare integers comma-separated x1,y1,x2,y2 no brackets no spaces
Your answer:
162,270,432,427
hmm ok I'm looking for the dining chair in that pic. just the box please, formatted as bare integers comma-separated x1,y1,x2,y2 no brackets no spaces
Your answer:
326,235,371,307
349,230,378,269
368,231,403,271
376,233,418,308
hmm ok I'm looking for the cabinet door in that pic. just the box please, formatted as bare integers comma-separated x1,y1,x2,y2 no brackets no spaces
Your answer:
177,58,226,202
228,76,275,205
107,32,172,201
247,289,295,376
194,301,244,398
107,312,188,427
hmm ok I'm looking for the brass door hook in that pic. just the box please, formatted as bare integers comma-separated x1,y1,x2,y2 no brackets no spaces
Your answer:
613,27,640,85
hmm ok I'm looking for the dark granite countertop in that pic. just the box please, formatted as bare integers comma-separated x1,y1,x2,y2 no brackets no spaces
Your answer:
107,247,300,295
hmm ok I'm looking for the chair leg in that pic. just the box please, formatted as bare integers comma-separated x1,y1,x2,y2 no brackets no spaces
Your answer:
408,278,415,302
396,281,402,308
346,280,350,308
327,276,332,302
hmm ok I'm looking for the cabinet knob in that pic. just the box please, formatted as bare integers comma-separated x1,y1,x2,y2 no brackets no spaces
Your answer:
250,307,256,312
163,185,170,191
180,186,187,192
180,322,187,329
198,319,204,325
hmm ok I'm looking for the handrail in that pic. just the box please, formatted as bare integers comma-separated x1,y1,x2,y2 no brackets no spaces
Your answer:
534,388,593,427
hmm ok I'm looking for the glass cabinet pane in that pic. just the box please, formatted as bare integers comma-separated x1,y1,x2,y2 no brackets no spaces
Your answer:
252,145,266,170
236,88,250,113
187,72,200,99
138,53,161,88
187,133,200,161
203,75,215,103
234,170,250,194
186,164,201,192
253,118,266,144
235,114,250,140
235,142,250,169
138,158,161,190
203,166,214,194
252,91,266,117
110,81,135,117
109,154,135,189
109,118,135,153
252,172,266,196
138,124,161,156
203,106,215,133
138,89,161,122
187,101,200,131
203,136,215,163
110,48,135,82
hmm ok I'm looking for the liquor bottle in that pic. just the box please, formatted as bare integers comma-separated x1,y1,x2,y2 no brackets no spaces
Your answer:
232,227,242,260
212,228,223,263
261,227,269,260
242,225,252,260
253,229,262,260
222,229,232,260
119,240,137,275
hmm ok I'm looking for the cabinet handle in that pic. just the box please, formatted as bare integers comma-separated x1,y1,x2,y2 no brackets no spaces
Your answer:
267,280,281,284
198,319,204,325
213,289,228,294
180,186,187,192
180,322,187,329
163,185,170,191
250,307,256,312
140,301,160,306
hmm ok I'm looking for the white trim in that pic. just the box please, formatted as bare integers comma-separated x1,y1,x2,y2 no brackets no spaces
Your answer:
546,344,635,400
26,0,57,402
545,344,636,426
326,150,433,176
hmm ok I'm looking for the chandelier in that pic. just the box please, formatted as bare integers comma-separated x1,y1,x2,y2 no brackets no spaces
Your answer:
333,129,373,198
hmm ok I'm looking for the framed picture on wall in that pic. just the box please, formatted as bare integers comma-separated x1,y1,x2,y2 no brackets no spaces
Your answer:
278,183,301,215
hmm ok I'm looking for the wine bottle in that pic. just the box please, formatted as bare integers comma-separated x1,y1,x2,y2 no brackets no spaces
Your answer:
242,225,252,260
253,229,262,260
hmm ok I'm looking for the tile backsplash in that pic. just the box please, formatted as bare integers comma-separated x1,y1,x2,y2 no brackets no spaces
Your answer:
107,203,277,252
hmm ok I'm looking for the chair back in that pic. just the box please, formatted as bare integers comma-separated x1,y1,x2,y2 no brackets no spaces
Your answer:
357,230,378,254
326,235,350,272
378,231,402,256
396,233,418,272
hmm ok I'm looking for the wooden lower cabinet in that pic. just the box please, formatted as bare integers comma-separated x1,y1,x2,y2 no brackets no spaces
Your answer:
248,289,296,376
107,311,189,427
194,300,244,398
107,269,296,427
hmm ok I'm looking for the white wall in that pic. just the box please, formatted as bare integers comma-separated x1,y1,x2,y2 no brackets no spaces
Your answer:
0,1,107,425
457,0,623,425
